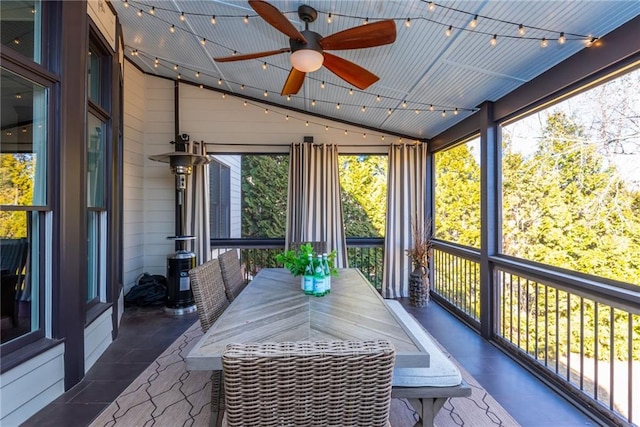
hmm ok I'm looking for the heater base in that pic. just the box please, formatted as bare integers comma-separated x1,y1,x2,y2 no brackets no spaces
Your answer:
164,304,197,316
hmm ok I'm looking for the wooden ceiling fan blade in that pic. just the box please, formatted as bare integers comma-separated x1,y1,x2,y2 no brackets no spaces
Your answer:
320,20,396,51
281,68,306,95
214,48,290,62
248,0,307,43
322,52,379,90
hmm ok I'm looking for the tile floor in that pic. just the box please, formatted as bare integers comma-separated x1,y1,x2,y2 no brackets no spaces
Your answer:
23,300,596,427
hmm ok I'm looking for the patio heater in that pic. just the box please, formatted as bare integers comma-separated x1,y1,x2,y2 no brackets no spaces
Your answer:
149,134,210,315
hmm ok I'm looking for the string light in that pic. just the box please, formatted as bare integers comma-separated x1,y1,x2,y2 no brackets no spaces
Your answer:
199,84,203,89
558,32,566,44
402,100,407,108
388,108,392,115
264,108,268,114
264,90,268,97
137,9,143,17
31,7,36,13
311,99,316,106
200,38,206,46
240,84,244,90
305,121,309,126
405,18,411,28
381,135,385,141
442,110,446,117
154,57,159,67
287,95,291,101
540,37,548,48
243,15,249,24
327,13,332,24
376,95,381,102
454,108,459,115
490,34,497,46
363,133,366,138
149,6,155,15
218,78,222,85
336,103,341,110
344,130,348,135
177,73,181,79
363,18,369,25
445,25,452,37
262,62,267,70
244,101,248,107
349,88,353,95
469,15,478,28
325,126,329,131
285,115,289,120
321,81,325,89
428,2,435,11
518,24,526,36
415,109,420,114
195,71,200,77
170,24,175,33
361,106,366,112
222,93,226,99
180,12,185,21
211,15,216,24
429,104,434,111
123,0,129,8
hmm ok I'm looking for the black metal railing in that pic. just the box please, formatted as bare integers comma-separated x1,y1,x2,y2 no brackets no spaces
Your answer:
210,238,384,289
431,240,640,425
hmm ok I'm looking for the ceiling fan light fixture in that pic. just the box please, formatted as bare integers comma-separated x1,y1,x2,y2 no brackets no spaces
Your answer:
290,49,324,72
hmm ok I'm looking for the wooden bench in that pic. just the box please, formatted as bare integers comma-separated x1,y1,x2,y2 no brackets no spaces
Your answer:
386,300,472,427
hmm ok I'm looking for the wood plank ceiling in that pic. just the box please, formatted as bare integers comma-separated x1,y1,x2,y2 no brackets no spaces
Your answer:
113,0,640,140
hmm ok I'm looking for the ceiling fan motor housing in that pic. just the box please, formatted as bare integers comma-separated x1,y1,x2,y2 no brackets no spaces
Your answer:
298,4,318,23
290,30,323,54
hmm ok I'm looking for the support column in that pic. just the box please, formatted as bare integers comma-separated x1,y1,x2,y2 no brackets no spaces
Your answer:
479,101,500,339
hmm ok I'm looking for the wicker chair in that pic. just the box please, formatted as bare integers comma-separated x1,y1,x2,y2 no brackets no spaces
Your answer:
222,340,396,427
188,259,230,427
218,250,246,302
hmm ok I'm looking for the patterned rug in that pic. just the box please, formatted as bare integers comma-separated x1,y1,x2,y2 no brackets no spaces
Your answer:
90,321,519,427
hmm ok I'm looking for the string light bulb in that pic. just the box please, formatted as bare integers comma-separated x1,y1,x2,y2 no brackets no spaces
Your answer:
285,115,289,120
321,81,325,89
262,62,267,70
428,2,435,11
218,78,222,85
240,84,244,90
405,18,411,28
344,130,348,135
540,37,548,48
336,103,341,110
201,38,206,46
490,34,497,46
170,24,175,33
388,108,392,115
325,126,329,131
211,15,216,24
180,12,185,21
445,25,452,37
195,71,200,77
149,6,155,15
415,109,420,114
173,64,178,70
429,104,434,111
349,88,353,95
154,57,159,68
442,110,446,117
376,95,381,102
402,100,407,108
287,95,291,101
518,24,525,36
123,0,129,8
305,121,309,126
558,32,566,44
199,84,203,89
363,133,366,138
361,106,366,112
137,9,143,17
264,108,268,114
264,90,268,97
243,15,249,24
364,18,369,25
469,15,478,28
454,108,459,115
311,99,316,106
327,13,332,24
221,93,226,99
177,73,181,79
244,101,248,107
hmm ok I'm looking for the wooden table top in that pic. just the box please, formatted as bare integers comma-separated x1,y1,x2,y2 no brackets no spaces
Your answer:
186,268,430,370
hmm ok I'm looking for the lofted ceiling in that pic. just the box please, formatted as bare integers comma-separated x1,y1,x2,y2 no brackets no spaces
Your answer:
112,0,639,140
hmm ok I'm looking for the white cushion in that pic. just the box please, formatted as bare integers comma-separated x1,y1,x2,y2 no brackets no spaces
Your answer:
385,300,462,387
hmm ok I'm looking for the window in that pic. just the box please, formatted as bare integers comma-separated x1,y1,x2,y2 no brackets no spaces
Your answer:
1,0,42,64
434,137,481,248
501,67,640,286
209,159,230,239
0,68,48,346
86,35,111,305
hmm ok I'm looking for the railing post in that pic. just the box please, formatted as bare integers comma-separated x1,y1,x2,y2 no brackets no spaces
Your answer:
479,101,500,339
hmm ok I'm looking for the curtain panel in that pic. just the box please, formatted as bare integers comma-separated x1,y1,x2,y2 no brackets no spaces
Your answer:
186,141,212,264
382,143,427,298
285,142,348,267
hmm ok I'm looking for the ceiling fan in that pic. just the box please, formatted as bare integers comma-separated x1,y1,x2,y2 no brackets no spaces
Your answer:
214,0,396,96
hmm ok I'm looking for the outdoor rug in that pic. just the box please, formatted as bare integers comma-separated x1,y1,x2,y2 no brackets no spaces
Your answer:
89,320,519,427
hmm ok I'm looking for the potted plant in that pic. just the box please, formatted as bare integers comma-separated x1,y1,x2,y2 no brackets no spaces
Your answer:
405,217,433,307
276,243,337,277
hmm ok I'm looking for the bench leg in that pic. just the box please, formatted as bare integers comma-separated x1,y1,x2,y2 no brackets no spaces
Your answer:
407,397,448,427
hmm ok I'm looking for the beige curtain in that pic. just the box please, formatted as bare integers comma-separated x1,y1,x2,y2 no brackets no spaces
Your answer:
285,142,347,267
186,141,211,264
382,143,427,298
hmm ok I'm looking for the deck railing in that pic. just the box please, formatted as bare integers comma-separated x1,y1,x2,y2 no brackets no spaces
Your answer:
431,241,640,425
210,238,384,289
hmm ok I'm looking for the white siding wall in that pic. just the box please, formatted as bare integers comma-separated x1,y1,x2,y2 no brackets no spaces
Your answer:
0,344,65,426
122,61,147,294
84,308,113,373
87,0,116,50
143,77,175,275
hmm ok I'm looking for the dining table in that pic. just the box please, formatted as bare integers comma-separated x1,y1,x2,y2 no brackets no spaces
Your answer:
186,267,430,371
